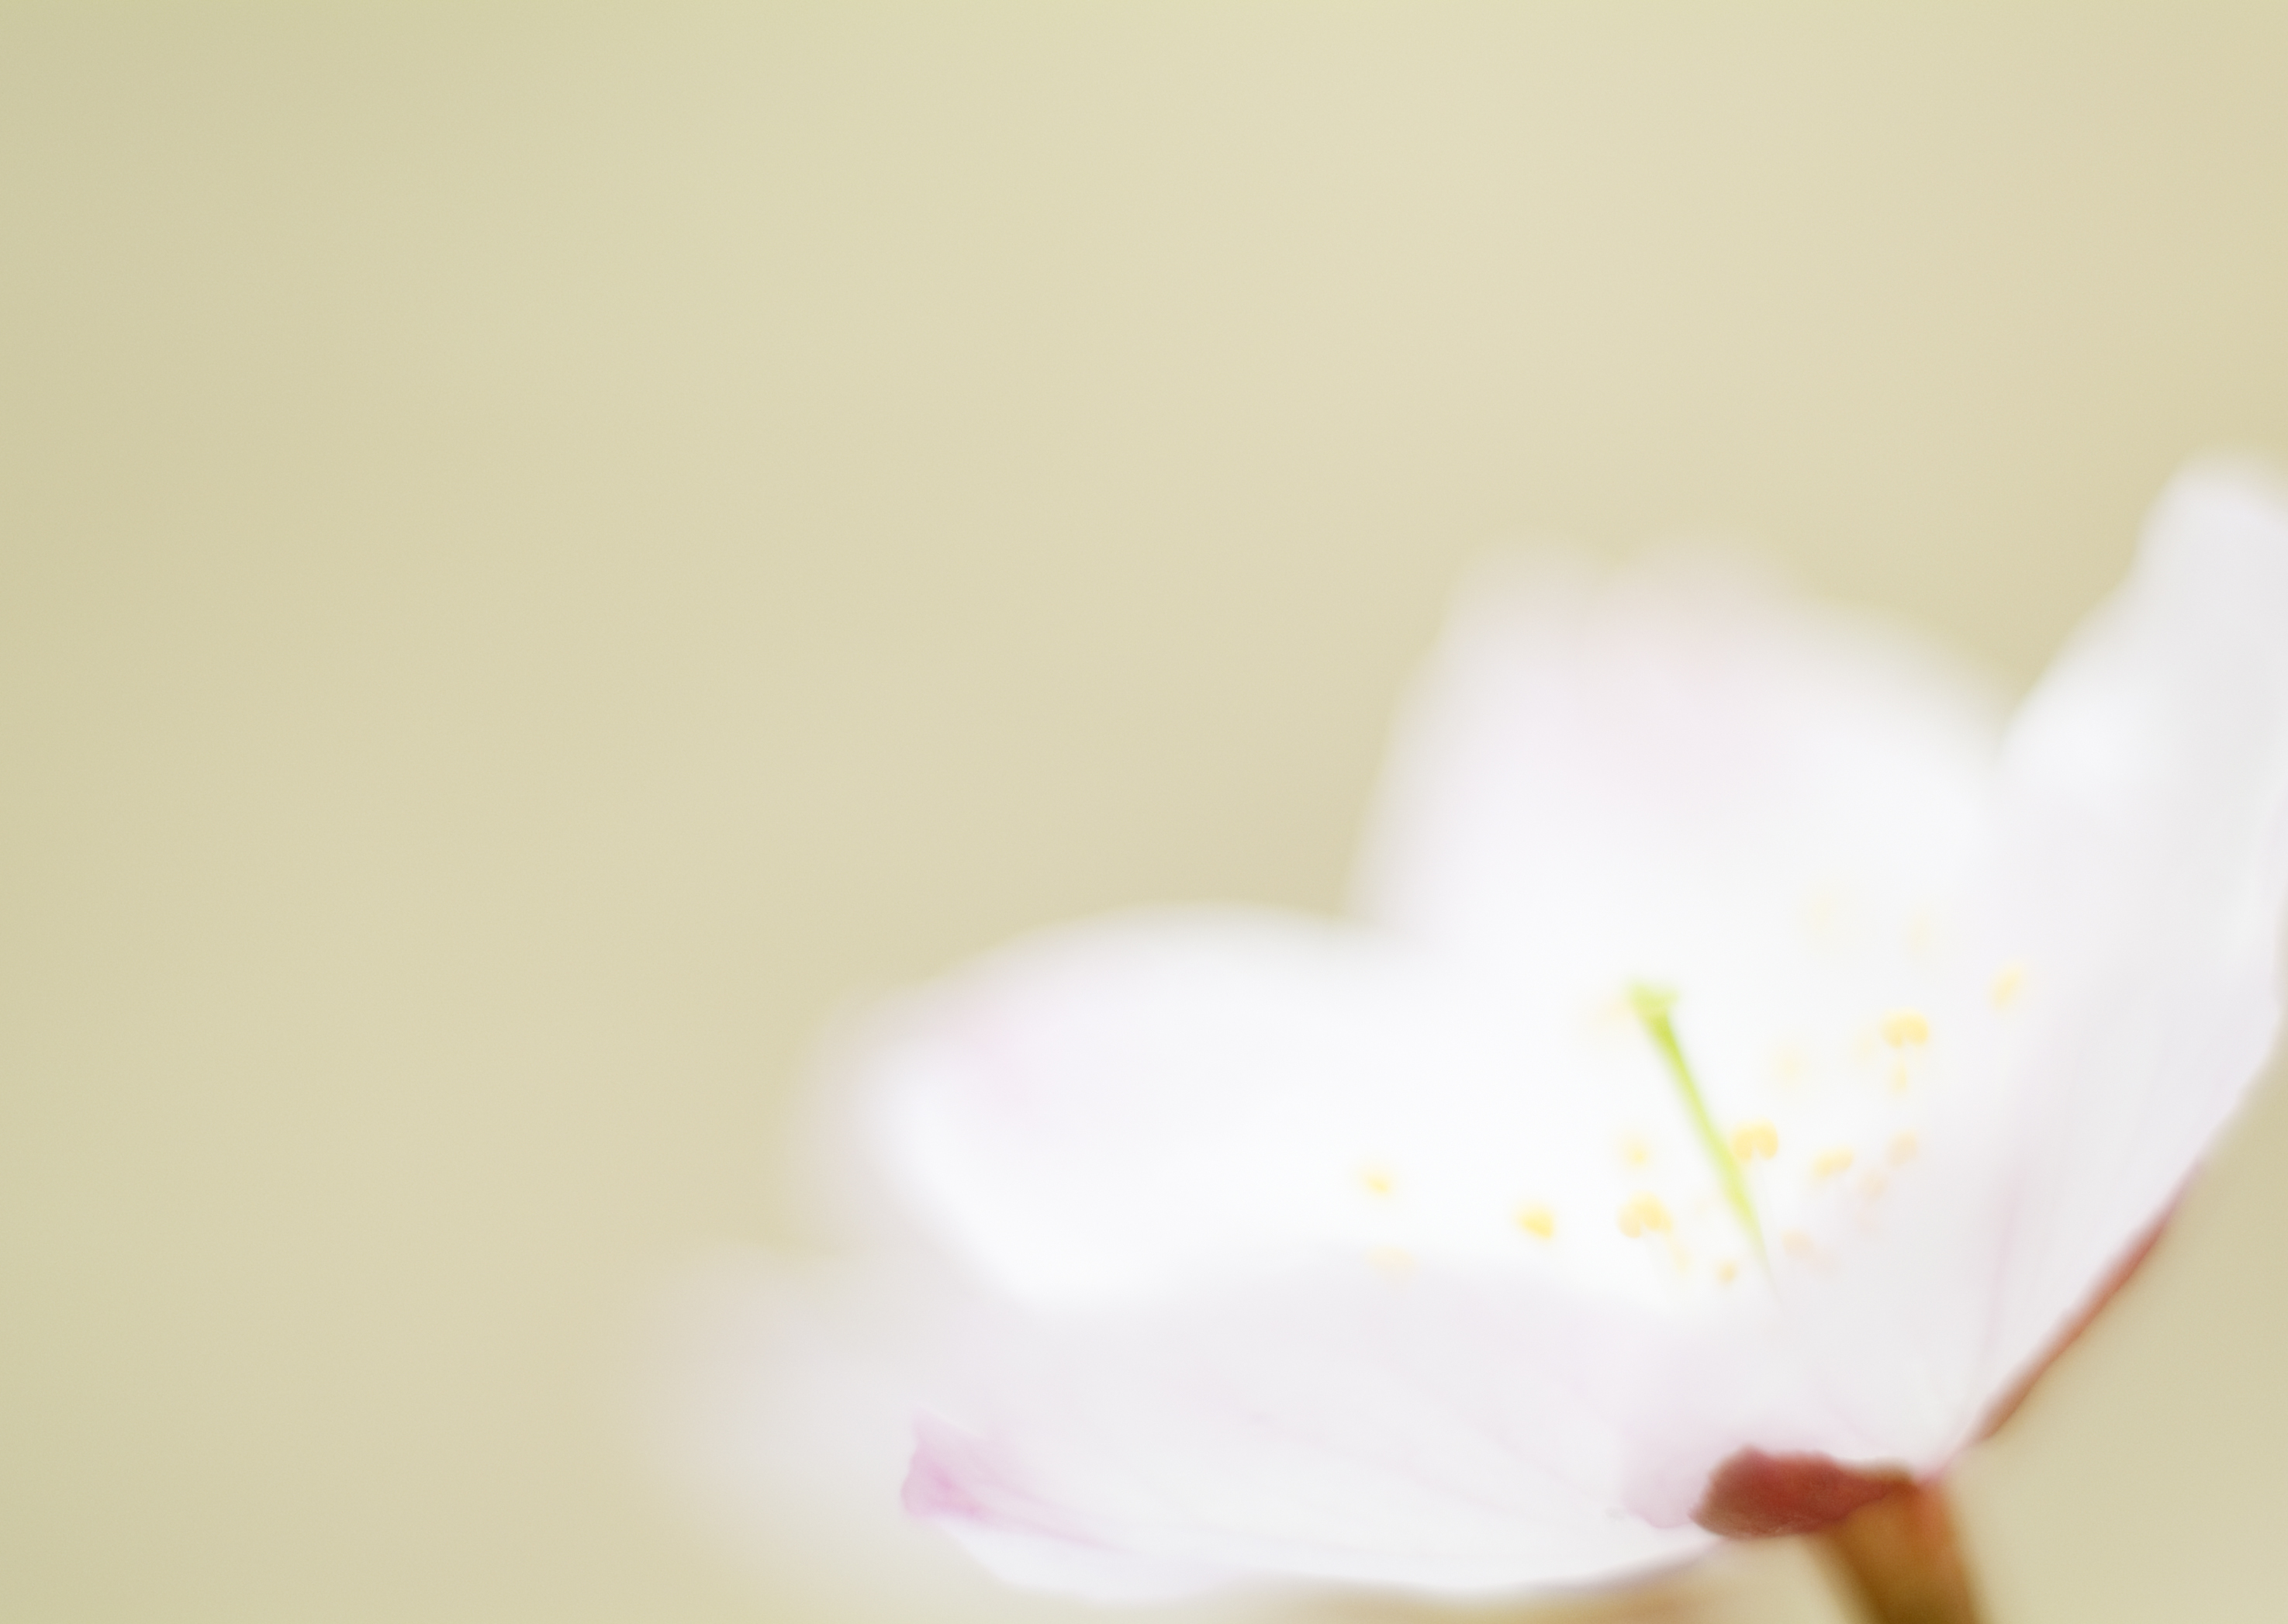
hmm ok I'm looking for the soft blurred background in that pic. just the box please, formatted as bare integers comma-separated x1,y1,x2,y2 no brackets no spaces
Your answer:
5,7,2288,1622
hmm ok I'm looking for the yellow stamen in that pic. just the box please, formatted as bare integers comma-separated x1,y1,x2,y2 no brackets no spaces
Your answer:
1881,1009,1931,1048
1889,1132,1920,1166
1516,1204,1557,1240
1782,1229,1816,1258
1358,1166,1396,1197
1617,1194,1674,1238
1991,962,2027,1008
1716,1259,1740,1284
1813,1147,1857,1179
1730,1120,1780,1162
1619,1132,1652,1169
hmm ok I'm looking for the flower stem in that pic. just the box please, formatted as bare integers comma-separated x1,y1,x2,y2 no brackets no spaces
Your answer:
1817,1479,1984,1624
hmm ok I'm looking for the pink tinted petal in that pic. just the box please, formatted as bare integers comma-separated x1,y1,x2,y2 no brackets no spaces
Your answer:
1353,550,2004,976
1709,1139,2025,1471
646,1256,984,1599
1966,463,2288,1413
862,907,1643,1308
651,1253,1239,1605
906,1260,1724,1596
907,1421,1235,1602
1340,549,2022,1470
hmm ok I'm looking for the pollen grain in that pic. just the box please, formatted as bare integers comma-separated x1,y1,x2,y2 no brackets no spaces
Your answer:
1881,1009,1931,1049
1812,1147,1857,1179
1730,1120,1780,1163
1617,1194,1674,1239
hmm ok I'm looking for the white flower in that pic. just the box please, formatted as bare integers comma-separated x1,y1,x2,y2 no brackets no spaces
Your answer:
711,465,2288,1608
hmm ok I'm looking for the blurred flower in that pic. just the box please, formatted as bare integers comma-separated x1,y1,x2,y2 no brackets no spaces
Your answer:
707,466,2288,1609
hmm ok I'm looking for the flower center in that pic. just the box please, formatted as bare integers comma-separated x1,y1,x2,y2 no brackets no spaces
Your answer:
1626,982,1765,1261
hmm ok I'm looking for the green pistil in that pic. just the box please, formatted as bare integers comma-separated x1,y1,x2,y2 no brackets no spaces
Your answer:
1626,983,1765,1259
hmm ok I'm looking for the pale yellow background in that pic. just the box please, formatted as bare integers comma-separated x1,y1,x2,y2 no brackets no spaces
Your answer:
6,8,2288,1622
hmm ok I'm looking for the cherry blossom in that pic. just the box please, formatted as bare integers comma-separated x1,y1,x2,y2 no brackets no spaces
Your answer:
710,465,2288,1615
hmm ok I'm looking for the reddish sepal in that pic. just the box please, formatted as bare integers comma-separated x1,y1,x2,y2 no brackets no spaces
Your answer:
1692,1448,1908,1539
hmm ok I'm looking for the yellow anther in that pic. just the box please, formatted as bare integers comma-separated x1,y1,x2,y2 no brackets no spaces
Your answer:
1889,1132,1920,1166
1881,1010,1931,1048
1991,962,2027,1008
1716,1259,1740,1284
1813,1146,1857,1179
1358,1166,1396,1197
1730,1120,1780,1163
1516,1203,1557,1240
1617,1194,1674,1238
1782,1229,1816,1259
1619,1132,1652,1169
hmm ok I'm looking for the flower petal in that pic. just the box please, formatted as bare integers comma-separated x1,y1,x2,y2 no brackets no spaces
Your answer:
1963,462,2288,1411
645,1255,1055,1607
906,1259,1726,1595
866,907,1730,1311
1342,551,2023,1468
905,1418,1239,1602
1353,550,2006,994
